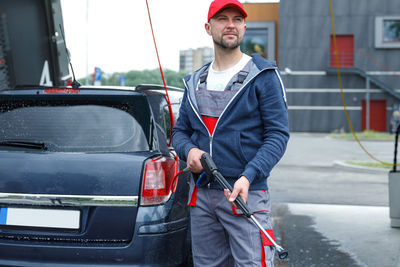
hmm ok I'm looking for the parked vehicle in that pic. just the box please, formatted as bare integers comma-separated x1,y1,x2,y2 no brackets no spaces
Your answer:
0,85,191,266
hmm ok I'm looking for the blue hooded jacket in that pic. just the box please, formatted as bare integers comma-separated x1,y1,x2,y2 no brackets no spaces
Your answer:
172,54,289,190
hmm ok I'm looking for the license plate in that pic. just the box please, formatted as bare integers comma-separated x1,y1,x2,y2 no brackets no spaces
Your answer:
0,207,80,229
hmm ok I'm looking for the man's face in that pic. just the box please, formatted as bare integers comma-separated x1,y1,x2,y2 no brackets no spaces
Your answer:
206,8,246,50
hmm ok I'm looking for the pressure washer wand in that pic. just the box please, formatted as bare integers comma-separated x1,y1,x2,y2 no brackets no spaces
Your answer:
200,153,288,260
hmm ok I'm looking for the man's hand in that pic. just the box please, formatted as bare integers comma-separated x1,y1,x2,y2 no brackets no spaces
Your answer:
187,148,206,173
224,176,250,207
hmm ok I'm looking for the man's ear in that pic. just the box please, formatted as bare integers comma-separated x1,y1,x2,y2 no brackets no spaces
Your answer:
205,22,212,36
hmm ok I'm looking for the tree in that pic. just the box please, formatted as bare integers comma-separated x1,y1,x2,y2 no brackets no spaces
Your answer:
79,69,188,88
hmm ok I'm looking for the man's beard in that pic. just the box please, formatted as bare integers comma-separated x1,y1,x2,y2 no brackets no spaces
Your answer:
213,35,241,50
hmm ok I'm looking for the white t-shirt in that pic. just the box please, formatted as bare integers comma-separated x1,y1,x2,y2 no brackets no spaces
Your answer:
206,54,251,91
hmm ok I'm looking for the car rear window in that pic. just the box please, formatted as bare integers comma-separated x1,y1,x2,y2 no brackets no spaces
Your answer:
0,95,152,152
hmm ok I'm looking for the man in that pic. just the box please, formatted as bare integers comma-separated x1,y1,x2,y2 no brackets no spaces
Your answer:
172,0,289,266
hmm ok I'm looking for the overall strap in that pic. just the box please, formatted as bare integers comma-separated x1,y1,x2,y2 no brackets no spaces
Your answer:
197,59,252,92
225,60,252,91
198,65,210,91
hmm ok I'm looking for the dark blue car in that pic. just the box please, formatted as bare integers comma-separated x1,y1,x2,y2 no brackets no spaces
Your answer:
0,85,192,266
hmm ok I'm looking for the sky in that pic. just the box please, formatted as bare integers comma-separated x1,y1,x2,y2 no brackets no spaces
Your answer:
60,0,279,79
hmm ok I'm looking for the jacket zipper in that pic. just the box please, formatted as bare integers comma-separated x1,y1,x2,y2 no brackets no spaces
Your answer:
183,67,277,156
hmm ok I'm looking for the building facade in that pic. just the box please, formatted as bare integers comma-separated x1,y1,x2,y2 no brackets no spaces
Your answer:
179,47,213,73
243,0,400,132
278,0,400,132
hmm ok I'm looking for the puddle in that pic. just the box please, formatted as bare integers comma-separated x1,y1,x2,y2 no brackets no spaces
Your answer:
271,203,361,267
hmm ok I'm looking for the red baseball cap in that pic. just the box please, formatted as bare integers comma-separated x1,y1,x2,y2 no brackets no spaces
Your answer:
207,0,247,21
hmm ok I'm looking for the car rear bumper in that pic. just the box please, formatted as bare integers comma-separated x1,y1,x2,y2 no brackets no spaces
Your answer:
0,205,190,266
0,225,189,266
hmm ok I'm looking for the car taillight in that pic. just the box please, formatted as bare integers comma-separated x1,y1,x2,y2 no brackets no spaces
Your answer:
44,88,80,94
140,156,178,206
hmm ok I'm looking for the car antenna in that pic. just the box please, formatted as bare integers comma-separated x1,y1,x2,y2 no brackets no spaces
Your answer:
59,24,81,89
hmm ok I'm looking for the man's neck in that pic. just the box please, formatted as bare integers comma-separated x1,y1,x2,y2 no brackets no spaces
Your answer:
212,47,243,72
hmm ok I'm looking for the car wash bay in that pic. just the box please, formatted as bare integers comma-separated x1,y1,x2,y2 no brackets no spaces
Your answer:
268,133,400,267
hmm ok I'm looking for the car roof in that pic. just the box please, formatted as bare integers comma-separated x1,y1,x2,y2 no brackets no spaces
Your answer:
0,84,184,96
0,86,136,95
135,84,184,93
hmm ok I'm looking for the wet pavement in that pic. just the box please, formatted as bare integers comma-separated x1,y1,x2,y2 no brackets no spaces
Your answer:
269,133,400,267
271,203,400,267
272,204,360,267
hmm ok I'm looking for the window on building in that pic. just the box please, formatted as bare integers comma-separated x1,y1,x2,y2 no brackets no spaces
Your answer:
241,29,268,58
383,20,400,42
375,16,400,48
240,21,275,61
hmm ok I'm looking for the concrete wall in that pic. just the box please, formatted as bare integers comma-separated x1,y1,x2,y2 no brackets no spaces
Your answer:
278,0,400,132
279,0,400,74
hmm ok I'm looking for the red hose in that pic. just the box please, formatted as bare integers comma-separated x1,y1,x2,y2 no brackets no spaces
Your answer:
145,0,175,146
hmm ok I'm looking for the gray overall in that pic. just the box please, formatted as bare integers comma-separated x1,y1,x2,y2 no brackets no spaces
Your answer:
189,61,276,267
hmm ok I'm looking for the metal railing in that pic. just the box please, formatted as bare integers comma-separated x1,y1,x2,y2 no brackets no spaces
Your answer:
327,49,400,101
329,51,354,68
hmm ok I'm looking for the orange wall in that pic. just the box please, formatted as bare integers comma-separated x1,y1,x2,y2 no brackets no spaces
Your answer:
243,3,279,65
